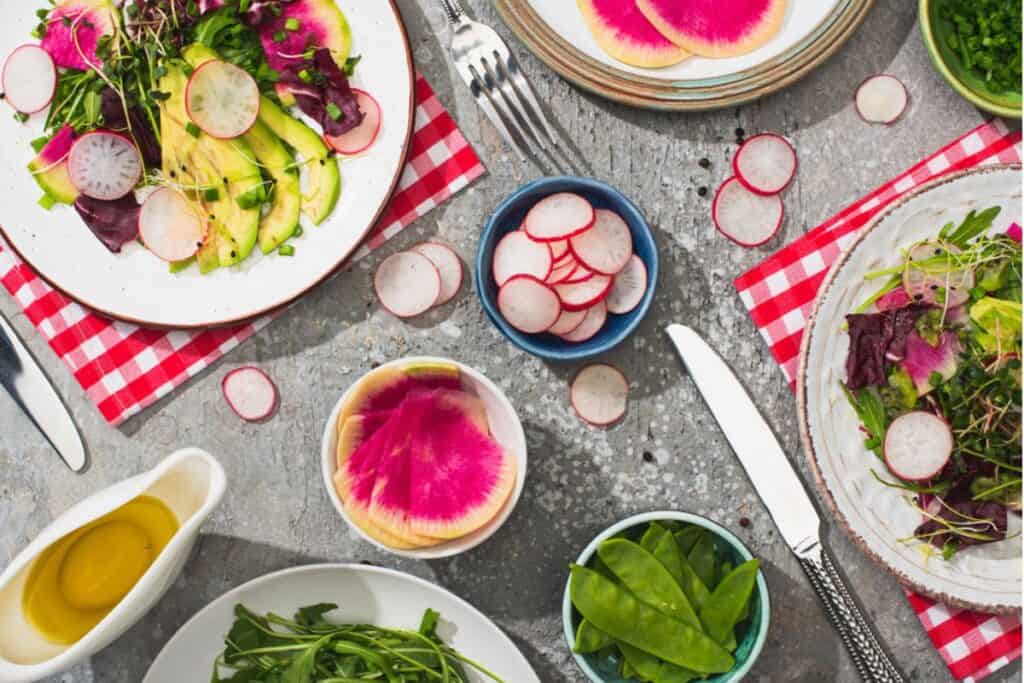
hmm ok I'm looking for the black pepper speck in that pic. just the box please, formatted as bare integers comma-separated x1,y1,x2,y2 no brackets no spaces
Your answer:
698,157,710,169
697,186,708,197
642,451,654,463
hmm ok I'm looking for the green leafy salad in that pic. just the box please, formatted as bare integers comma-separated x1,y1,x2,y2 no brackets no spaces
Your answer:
937,0,1022,94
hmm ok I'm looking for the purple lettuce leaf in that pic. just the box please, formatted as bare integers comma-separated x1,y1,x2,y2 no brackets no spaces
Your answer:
74,194,141,253
278,48,363,137
845,305,930,389
914,498,1007,551
100,88,161,168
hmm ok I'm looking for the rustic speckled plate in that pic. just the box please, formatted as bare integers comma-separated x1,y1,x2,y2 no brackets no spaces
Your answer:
798,164,1022,614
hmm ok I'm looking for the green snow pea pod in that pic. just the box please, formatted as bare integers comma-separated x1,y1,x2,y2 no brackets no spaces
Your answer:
699,559,760,645
574,619,614,653
656,662,698,683
687,533,717,589
618,641,663,681
640,522,671,555
569,565,735,674
674,526,703,555
653,532,711,612
597,538,700,629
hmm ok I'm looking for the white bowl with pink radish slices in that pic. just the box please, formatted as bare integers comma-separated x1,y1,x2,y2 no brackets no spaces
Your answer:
320,357,527,559
476,177,658,361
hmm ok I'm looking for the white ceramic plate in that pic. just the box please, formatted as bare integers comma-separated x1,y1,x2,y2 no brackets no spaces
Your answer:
143,564,540,682
0,1,414,328
798,165,1022,613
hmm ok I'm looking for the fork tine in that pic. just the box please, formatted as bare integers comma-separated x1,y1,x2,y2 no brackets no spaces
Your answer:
453,60,528,162
471,60,539,161
501,53,560,148
486,53,549,153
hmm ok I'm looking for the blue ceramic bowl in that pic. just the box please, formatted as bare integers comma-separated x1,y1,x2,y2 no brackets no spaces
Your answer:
562,511,770,683
475,177,658,361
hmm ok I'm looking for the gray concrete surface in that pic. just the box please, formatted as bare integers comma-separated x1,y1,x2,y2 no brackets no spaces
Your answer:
1,1,1019,681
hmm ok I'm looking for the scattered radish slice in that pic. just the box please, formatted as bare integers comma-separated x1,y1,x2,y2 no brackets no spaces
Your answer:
523,192,595,242
68,131,142,200
493,230,553,286
139,188,207,262
855,75,908,124
712,177,784,247
559,301,607,343
222,367,279,422
547,258,578,285
497,275,562,333
185,59,259,139
569,209,633,275
550,239,570,262
2,44,56,114
411,242,463,306
570,363,628,426
554,273,613,311
883,411,952,482
324,89,382,155
605,254,648,314
547,307,587,335
374,251,441,318
732,133,797,196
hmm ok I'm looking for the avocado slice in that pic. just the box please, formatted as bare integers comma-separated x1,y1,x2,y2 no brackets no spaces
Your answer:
245,120,302,253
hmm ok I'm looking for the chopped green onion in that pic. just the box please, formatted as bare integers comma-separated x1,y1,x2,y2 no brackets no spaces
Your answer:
273,29,286,43
38,194,57,210
293,226,303,238
298,69,312,83
203,187,219,202
326,102,342,121
186,122,201,138
285,17,299,31
14,112,28,123
278,244,295,256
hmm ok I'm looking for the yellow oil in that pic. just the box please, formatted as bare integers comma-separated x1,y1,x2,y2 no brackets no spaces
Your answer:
21,495,178,644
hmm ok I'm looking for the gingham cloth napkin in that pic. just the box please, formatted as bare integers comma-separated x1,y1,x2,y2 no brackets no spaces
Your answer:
0,74,484,426
734,119,1022,682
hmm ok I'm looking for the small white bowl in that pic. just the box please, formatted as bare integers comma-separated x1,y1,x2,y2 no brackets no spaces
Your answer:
320,356,527,559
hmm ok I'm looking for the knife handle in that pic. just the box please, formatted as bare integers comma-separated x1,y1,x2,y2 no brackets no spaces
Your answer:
798,543,905,683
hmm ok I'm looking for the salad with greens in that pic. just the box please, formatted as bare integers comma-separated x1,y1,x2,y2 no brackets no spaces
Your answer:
937,0,1022,95
4,0,381,272
843,208,1021,560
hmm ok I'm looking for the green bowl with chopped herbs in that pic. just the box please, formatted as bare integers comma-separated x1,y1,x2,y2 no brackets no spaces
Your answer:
919,0,1021,118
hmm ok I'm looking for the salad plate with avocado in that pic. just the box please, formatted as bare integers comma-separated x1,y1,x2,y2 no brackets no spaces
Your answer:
0,0,413,327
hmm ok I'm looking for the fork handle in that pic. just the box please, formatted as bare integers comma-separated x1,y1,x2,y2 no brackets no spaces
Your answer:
438,0,467,24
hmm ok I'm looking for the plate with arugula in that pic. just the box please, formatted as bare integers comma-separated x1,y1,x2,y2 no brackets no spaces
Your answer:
0,0,413,327
798,164,1022,613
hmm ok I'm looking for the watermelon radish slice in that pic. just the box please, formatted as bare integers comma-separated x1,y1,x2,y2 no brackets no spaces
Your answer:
185,60,260,139
571,363,629,426
411,242,463,306
493,230,553,286
2,45,56,114
374,251,441,318
605,254,648,314
139,188,207,262
222,367,279,422
258,0,353,74
712,177,783,247
554,273,613,311
523,192,596,242
548,307,588,336
559,300,607,343
883,411,952,482
324,90,381,155
498,275,562,333
569,208,633,275
68,131,142,201
577,0,690,68
41,0,115,71
855,75,908,124
636,0,786,58
733,133,797,196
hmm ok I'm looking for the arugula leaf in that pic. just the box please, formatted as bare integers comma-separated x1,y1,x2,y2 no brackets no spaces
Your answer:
841,384,889,458
940,207,1001,249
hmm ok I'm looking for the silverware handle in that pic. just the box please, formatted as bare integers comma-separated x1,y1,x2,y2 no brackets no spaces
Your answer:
798,545,905,682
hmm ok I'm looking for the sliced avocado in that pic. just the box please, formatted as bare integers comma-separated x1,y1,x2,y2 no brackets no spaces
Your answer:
244,119,302,253
29,160,78,204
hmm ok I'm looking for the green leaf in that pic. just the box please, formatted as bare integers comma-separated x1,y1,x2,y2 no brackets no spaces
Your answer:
841,384,888,458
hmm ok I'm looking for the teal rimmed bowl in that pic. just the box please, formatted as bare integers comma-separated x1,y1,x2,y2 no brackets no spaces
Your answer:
562,511,770,682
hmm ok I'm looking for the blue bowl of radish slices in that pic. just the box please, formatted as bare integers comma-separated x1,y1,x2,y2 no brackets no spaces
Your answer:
476,177,657,361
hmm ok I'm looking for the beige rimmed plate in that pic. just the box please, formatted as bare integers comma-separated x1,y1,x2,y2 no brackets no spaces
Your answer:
798,164,1022,614
494,0,874,111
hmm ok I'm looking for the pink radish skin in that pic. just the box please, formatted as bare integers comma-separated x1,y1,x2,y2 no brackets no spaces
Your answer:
2,45,56,114
68,131,142,201
605,254,647,314
493,230,553,286
732,133,797,196
712,177,784,247
569,209,633,275
411,242,463,306
185,60,260,139
497,275,562,333
547,307,587,335
562,265,595,285
547,259,579,285
523,192,596,242
855,75,908,125
374,251,442,318
324,89,382,155
883,411,952,482
139,188,207,262
554,273,613,311
570,363,629,426
559,301,607,343
550,240,570,262
222,367,279,422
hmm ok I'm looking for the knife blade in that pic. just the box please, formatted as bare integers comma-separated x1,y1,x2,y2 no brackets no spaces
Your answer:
0,312,86,472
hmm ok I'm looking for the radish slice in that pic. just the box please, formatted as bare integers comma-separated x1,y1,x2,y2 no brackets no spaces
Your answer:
222,367,279,422
497,275,561,333
712,177,784,247
559,301,607,343
550,239,570,262
570,363,628,426
606,254,648,314
883,411,952,482
554,273,613,311
855,75,908,124
68,131,142,200
523,192,596,242
562,264,595,284
493,230,553,286
569,209,633,275
547,307,587,335
374,251,441,318
2,45,56,114
411,242,463,306
324,89,382,155
185,60,259,139
733,133,797,196
547,258,578,285
139,188,207,262
903,242,972,307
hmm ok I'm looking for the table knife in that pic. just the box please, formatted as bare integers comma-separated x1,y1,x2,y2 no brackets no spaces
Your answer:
666,324,904,683
0,312,86,472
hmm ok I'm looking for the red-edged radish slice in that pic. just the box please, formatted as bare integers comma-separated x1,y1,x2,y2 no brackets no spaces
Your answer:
569,209,633,275
903,242,972,307
497,275,561,333
324,89,382,155
559,301,607,343
185,59,259,139
550,239,570,262
554,273,613,311
523,192,595,242
562,265,595,284
570,363,628,426
547,258,578,285
139,188,207,262
883,411,952,482
605,254,647,314
68,131,142,200
855,75,908,124
493,230,553,286
547,307,587,335
411,241,463,306
222,366,279,422
374,251,441,318
732,133,797,196
2,45,56,114
712,177,783,247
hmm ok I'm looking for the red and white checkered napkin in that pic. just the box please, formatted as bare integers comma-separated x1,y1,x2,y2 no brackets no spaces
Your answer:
0,74,484,426
734,119,1022,682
